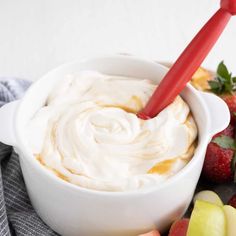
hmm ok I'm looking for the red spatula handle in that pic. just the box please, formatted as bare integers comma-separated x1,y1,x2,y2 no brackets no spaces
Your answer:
138,1,235,120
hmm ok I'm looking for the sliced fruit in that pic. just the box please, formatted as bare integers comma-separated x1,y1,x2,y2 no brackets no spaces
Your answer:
139,230,160,236
168,218,189,236
193,190,223,207
223,205,236,236
187,200,226,236
191,67,212,91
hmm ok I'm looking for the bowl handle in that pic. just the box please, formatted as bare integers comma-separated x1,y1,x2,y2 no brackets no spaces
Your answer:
199,91,230,137
0,101,19,147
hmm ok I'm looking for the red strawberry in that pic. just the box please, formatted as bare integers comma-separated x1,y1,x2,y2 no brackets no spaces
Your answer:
222,95,236,124
168,218,189,236
202,134,236,183
228,193,236,208
208,61,236,124
213,124,235,138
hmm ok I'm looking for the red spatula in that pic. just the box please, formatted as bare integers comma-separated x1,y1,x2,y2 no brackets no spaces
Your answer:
137,0,236,120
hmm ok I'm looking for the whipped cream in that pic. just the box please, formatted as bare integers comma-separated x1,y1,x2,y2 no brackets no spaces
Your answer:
26,71,197,192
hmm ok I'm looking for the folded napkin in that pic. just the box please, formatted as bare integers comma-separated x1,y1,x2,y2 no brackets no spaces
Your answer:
0,78,58,236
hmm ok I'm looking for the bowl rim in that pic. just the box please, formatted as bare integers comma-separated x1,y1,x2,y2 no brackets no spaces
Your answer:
14,54,211,196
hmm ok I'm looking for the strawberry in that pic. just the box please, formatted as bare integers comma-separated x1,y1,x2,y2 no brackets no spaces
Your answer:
204,62,236,182
168,218,189,236
202,134,236,183
213,124,234,138
228,193,236,209
222,95,236,124
208,61,236,124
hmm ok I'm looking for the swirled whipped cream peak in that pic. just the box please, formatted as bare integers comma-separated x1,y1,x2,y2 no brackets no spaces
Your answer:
26,71,197,192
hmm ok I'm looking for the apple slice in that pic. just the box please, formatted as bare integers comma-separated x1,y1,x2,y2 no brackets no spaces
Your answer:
223,205,236,236
193,190,223,207
187,200,226,236
168,218,189,236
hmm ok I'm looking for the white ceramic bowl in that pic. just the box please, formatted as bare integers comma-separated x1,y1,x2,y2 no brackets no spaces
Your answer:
0,55,230,236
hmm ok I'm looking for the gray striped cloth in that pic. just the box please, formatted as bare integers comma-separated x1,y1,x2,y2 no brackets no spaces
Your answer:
0,78,58,236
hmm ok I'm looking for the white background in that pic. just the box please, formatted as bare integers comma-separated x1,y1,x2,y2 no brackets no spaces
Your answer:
0,0,236,81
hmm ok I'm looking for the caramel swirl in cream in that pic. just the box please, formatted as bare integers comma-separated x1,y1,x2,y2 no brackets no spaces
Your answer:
26,71,197,191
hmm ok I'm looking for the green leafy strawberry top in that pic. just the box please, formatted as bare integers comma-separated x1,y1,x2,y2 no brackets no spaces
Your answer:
213,135,236,150
208,61,236,94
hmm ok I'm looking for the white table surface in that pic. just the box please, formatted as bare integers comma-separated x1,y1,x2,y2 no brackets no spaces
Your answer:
0,0,236,81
